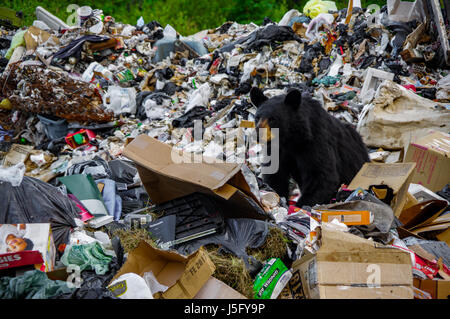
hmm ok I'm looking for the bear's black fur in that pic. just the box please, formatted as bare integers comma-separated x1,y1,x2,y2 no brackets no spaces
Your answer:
250,87,370,207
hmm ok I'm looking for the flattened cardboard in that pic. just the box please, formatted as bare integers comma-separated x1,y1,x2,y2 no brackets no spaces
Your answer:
194,277,247,299
294,226,413,299
348,162,416,217
404,131,450,192
123,134,267,220
111,241,215,299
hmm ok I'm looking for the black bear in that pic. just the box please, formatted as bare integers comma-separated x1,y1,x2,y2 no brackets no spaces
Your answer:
250,87,370,207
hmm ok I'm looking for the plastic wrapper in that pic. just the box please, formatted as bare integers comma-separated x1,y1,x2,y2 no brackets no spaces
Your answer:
175,218,269,274
303,0,337,19
61,242,114,275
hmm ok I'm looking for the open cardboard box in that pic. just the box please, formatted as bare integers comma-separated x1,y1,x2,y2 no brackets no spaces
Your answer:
348,162,416,217
399,200,450,238
123,134,268,220
110,241,216,299
293,225,414,299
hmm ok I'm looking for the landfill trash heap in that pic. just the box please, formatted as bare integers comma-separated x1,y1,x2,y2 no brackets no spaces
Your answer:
0,0,449,300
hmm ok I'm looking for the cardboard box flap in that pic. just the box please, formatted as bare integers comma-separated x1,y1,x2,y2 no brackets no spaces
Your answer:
412,131,450,157
348,162,416,193
124,135,241,191
399,200,448,229
317,261,413,286
111,241,215,299
318,226,412,265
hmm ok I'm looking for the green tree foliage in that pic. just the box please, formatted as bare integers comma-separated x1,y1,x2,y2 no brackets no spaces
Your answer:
2,0,386,35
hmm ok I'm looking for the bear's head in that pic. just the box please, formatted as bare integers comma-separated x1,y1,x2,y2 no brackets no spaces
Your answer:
250,87,312,143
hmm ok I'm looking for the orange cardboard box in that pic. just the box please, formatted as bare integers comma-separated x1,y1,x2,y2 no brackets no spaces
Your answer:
316,210,373,226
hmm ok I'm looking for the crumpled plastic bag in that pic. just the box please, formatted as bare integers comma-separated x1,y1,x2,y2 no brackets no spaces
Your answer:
61,242,113,275
0,270,74,299
5,29,26,59
303,0,337,19
305,13,335,39
103,86,137,115
0,162,26,187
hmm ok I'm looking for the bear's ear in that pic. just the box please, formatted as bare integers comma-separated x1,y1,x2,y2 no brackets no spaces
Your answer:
250,87,268,108
284,88,302,108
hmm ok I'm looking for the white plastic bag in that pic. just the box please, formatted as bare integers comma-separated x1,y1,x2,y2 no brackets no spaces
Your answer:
103,86,137,115
0,162,26,187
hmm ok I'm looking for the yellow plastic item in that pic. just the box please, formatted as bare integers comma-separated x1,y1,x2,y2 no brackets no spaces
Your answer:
303,0,338,19
0,98,12,110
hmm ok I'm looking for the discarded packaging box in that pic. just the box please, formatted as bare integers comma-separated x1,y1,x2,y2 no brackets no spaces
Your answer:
399,200,449,234
316,210,373,226
293,226,414,299
0,223,56,272
194,277,247,299
404,131,450,193
348,162,416,217
413,278,450,299
278,265,305,299
111,241,215,299
123,134,267,220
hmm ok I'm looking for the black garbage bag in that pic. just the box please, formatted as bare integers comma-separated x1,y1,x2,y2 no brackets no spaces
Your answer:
52,257,122,299
108,159,137,184
175,218,269,275
172,106,212,128
51,35,111,62
0,177,79,249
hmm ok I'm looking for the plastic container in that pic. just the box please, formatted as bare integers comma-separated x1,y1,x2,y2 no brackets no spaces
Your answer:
37,114,69,140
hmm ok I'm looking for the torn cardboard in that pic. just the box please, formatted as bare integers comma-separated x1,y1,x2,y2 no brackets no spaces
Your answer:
111,241,215,299
294,225,413,299
123,134,267,220
348,162,416,217
404,131,450,192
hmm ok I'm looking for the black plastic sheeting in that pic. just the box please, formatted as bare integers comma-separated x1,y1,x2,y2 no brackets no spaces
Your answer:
0,176,79,248
175,218,269,276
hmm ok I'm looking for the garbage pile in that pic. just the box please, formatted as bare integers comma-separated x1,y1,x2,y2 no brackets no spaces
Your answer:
0,0,449,300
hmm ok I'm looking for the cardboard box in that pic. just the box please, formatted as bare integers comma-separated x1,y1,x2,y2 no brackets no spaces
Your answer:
194,277,247,299
0,223,56,272
111,241,215,299
399,200,450,237
123,134,267,220
316,210,373,226
293,226,414,299
277,266,306,299
348,162,416,217
413,278,450,299
404,131,450,192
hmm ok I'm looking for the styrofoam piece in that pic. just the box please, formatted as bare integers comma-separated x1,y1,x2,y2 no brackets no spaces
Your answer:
35,6,71,31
